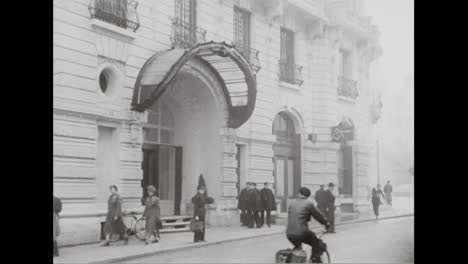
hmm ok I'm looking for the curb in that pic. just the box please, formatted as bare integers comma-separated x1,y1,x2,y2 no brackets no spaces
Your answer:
61,213,414,264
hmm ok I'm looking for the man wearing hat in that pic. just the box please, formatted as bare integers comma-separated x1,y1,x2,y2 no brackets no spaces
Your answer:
324,183,336,233
260,182,276,227
252,183,263,228
237,183,249,226
314,184,326,215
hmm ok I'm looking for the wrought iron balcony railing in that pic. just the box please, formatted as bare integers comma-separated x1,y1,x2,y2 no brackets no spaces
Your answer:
88,0,140,32
233,43,261,74
337,76,358,99
170,18,206,49
279,61,303,86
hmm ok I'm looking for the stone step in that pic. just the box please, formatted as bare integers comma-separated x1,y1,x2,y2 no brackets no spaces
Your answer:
159,215,193,233
159,227,190,233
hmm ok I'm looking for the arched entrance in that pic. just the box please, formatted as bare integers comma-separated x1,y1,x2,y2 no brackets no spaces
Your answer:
133,42,257,216
272,111,302,212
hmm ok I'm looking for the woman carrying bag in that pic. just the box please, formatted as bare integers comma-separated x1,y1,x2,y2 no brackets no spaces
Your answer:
101,185,128,246
191,176,214,243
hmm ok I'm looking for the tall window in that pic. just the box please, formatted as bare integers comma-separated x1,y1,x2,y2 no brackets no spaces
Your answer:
173,0,197,48
143,102,174,145
280,27,295,83
175,0,196,27
233,6,251,58
339,49,352,78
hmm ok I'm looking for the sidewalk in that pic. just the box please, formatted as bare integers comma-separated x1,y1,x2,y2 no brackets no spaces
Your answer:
54,208,413,263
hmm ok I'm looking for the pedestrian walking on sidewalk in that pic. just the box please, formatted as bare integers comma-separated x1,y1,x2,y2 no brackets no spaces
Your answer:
53,195,62,257
372,184,386,219
314,184,326,215
143,185,162,245
324,183,336,233
260,182,276,227
101,185,128,246
383,180,393,205
237,183,249,226
192,185,214,243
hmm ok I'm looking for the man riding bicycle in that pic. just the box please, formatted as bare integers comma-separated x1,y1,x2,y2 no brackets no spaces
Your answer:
286,187,330,263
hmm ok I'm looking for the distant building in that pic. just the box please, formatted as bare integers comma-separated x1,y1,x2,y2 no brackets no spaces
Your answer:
54,0,381,245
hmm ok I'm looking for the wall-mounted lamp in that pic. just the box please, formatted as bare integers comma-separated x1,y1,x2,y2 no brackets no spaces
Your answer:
308,133,317,143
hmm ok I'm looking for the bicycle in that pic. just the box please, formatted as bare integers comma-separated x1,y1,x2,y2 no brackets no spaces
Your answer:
276,229,331,264
106,212,147,243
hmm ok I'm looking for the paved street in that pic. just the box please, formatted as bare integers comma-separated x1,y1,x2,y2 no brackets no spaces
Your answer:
123,216,414,263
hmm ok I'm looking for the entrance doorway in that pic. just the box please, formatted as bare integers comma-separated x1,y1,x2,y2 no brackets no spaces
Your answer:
141,144,182,215
272,112,301,213
141,102,182,215
338,144,353,197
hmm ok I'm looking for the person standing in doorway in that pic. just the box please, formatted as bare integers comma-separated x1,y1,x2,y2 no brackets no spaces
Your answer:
314,184,326,215
383,180,393,205
143,185,161,245
372,184,386,219
324,183,336,233
192,185,214,242
101,185,129,246
237,183,249,226
260,182,276,227
53,195,62,257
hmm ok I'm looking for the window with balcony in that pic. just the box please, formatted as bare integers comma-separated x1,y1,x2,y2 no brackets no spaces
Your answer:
88,0,140,32
338,49,358,99
280,27,303,86
233,7,251,58
233,6,261,74
172,0,206,49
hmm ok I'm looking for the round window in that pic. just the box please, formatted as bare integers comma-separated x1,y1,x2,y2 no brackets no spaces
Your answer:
99,72,108,93
97,65,121,97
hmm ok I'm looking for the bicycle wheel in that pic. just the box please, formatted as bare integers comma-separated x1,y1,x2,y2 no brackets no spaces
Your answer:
320,250,331,263
122,215,137,235
134,218,146,241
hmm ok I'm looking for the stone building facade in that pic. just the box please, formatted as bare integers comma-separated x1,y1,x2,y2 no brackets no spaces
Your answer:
53,0,382,245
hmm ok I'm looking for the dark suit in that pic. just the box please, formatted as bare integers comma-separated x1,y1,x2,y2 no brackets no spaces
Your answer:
324,189,336,232
260,188,276,226
192,193,214,242
245,189,261,228
237,188,249,226
314,189,326,214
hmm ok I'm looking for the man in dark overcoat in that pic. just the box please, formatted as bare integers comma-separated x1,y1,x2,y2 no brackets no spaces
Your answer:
237,183,249,226
314,184,326,214
324,183,336,233
245,182,257,228
252,183,263,228
260,182,276,227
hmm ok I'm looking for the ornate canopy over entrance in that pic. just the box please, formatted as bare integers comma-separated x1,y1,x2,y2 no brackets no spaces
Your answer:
131,41,257,129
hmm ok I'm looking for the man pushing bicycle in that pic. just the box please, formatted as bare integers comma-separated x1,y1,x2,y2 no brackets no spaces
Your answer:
286,187,330,263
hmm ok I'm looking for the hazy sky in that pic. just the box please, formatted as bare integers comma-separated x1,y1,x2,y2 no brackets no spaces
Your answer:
365,0,414,185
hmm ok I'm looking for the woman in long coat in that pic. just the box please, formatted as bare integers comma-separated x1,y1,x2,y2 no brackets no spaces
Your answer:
192,185,214,243
372,184,386,219
101,185,128,246
53,195,62,257
143,185,161,244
